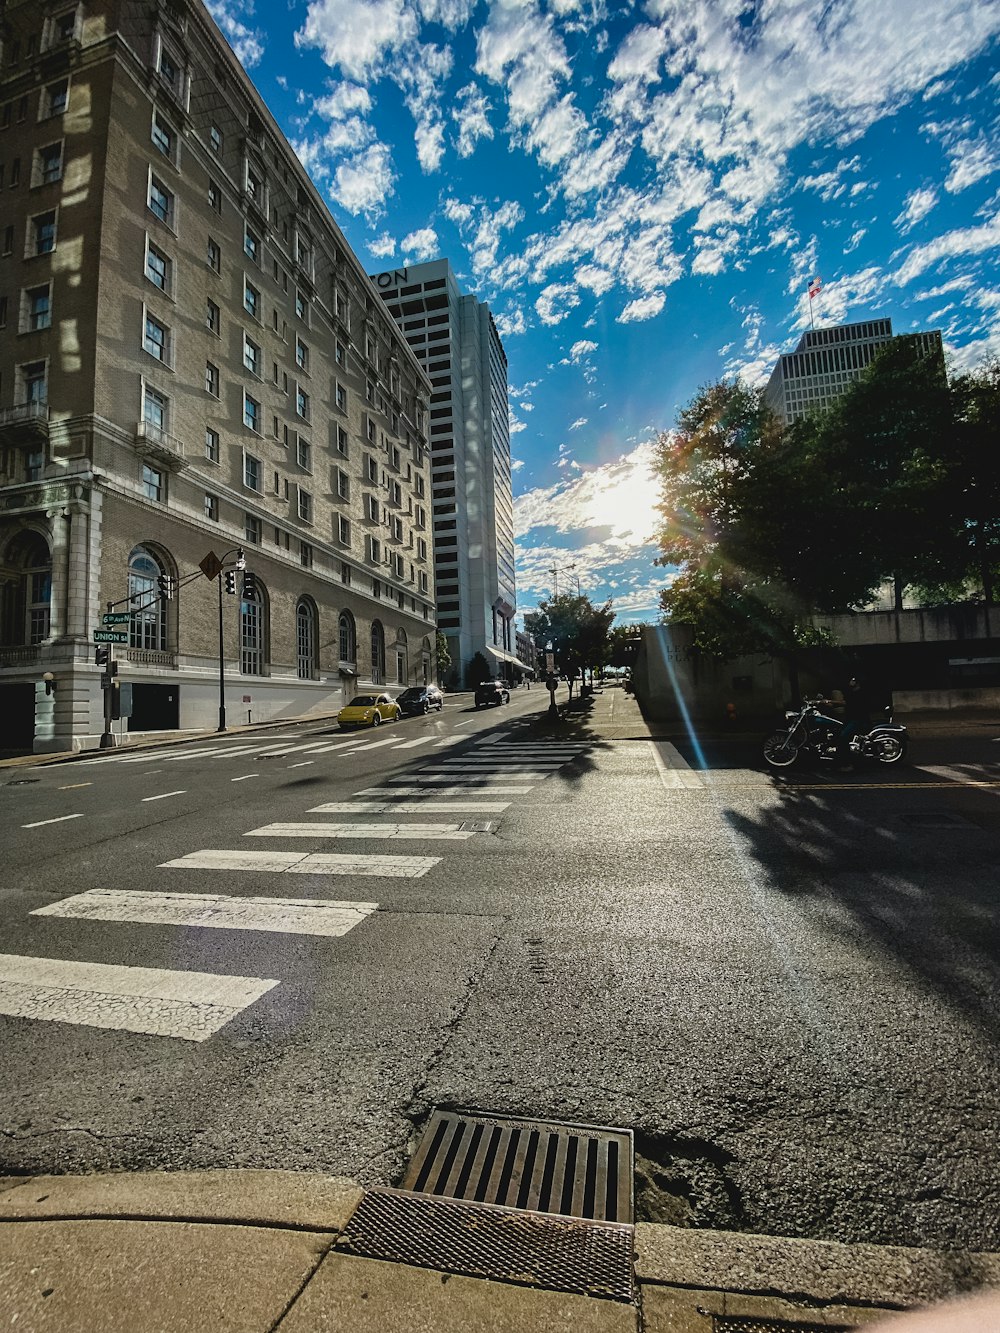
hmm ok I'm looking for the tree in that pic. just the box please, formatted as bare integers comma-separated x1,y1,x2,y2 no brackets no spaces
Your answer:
467,650,492,684
525,593,615,699
434,630,452,683
934,359,1000,604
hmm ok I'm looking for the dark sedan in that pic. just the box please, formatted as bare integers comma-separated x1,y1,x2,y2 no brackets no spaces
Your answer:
396,685,445,716
474,680,511,708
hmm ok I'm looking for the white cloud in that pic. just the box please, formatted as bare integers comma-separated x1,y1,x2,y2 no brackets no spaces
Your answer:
454,84,495,157
494,306,528,338
331,142,396,216
944,136,1000,193
369,232,397,258
844,226,867,254
206,0,265,66
296,0,415,78
617,292,666,323
315,83,373,120
569,417,588,430
536,282,580,325
796,156,862,203
896,187,939,233
895,212,1000,284
569,340,597,360
608,24,669,85
401,227,439,260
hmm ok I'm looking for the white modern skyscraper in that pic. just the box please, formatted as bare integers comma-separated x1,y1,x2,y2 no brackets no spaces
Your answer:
371,260,519,686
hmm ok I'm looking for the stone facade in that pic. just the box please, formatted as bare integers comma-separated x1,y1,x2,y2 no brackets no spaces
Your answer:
0,0,436,750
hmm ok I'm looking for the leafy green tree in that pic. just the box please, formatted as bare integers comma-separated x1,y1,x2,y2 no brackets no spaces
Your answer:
467,650,492,685
525,594,615,698
434,630,452,683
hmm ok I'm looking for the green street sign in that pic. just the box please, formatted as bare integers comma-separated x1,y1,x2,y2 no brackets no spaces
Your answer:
93,629,129,644
102,612,131,625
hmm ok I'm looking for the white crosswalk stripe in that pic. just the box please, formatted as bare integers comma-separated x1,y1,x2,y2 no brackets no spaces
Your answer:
245,821,475,841
309,801,510,813
358,784,534,796
160,849,440,877
391,737,434,750
0,953,277,1043
31,889,377,937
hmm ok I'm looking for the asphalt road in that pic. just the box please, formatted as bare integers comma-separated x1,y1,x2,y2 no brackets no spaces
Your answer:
1,694,998,1252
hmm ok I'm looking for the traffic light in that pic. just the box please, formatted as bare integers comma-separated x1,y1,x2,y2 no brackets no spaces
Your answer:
241,571,258,598
157,574,175,600
225,570,237,594
95,646,109,666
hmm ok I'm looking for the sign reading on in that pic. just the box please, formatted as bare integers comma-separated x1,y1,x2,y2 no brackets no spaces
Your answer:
94,629,129,644
242,695,252,703
102,612,131,625
199,551,224,581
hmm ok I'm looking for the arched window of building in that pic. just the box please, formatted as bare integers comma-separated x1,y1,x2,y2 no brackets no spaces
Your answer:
395,628,407,685
370,620,385,685
128,545,167,651
296,597,317,680
240,580,267,675
1,530,51,647
338,610,356,665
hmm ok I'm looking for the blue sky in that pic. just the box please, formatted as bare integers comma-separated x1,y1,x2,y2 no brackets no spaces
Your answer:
208,0,1000,624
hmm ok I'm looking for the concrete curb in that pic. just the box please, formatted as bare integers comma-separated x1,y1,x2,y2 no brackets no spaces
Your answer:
1,1172,998,1331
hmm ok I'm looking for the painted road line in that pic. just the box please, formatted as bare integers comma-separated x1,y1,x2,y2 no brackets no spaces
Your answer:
141,790,187,802
288,761,315,768
304,740,369,754
32,889,377,938
391,737,434,750
363,784,533,796
21,814,84,829
0,953,277,1043
58,783,92,790
434,759,566,768
420,767,558,777
160,849,440,877
434,739,455,746
339,736,411,754
160,748,232,762
231,774,259,782
245,821,474,841
309,801,510,814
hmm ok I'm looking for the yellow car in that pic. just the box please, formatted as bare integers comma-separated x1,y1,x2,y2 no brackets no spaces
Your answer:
337,693,401,729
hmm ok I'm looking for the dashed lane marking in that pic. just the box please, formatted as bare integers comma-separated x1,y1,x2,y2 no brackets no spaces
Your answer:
287,761,315,769
160,849,440,877
21,814,84,829
0,953,277,1043
244,821,474,841
231,774,259,782
58,783,92,790
32,888,377,938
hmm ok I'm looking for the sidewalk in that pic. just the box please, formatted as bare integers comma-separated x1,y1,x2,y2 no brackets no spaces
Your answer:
2,1171,998,1331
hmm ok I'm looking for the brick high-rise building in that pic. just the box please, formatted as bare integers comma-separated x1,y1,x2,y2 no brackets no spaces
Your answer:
370,260,518,687
0,0,435,752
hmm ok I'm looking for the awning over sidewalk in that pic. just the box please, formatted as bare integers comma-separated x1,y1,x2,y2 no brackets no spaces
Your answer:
485,646,530,672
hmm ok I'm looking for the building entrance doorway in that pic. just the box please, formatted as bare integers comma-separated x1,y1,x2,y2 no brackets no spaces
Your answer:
127,684,179,732
0,683,36,751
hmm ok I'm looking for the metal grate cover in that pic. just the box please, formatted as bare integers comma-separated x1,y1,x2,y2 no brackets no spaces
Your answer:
714,1319,852,1333
341,1187,635,1302
402,1110,633,1222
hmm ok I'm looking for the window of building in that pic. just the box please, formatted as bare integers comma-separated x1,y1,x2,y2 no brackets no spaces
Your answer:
19,360,48,406
35,142,63,186
142,463,163,502
244,280,259,318
206,298,220,333
52,11,79,45
417,537,427,560
335,383,347,411
336,468,349,500
296,598,316,678
2,226,13,256
368,535,381,564
366,493,379,522
205,361,219,396
244,452,261,490
205,427,219,462
31,210,56,255
370,621,385,685
335,341,345,366
338,514,350,546
207,236,221,272
366,379,375,404
297,488,312,524
296,435,310,471
243,334,260,376
147,173,174,226
244,225,259,263
151,112,174,160
244,513,261,545
202,492,219,521
244,392,261,432
295,337,308,371
24,283,51,332
240,583,264,674
208,179,221,212
143,311,168,361
143,383,167,432
43,80,69,118
336,425,348,455
210,125,222,154
145,237,171,292
158,46,180,92
300,541,313,569
10,158,20,187
340,562,351,586
339,611,355,663
0,296,7,327
295,290,308,321
295,385,309,420
128,546,167,651
245,163,262,201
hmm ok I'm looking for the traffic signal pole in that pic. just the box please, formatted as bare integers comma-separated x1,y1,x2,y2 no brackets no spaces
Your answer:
99,600,116,749
217,571,227,733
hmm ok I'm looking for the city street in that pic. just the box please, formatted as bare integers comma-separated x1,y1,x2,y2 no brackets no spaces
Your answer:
1,691,998,1253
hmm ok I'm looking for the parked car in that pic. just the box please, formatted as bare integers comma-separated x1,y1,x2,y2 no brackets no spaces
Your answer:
396,685,444,716
474,680,511,708
337,693,401,729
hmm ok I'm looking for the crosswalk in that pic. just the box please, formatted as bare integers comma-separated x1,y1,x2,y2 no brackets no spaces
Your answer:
3,735,591,1043
74,733,433,765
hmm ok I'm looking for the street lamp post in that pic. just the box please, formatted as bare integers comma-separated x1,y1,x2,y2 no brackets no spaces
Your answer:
545,639,559,719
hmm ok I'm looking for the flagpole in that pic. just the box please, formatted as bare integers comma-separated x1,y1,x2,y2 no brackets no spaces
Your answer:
809,285,816,332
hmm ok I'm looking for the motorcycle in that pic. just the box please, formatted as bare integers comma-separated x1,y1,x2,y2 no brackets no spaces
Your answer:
762,698,908,770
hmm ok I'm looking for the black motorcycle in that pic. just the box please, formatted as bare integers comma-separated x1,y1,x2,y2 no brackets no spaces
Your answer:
762,698,908,770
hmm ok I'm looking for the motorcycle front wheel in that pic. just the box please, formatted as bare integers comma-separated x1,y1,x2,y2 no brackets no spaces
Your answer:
871,734,907,765
763,730,799,768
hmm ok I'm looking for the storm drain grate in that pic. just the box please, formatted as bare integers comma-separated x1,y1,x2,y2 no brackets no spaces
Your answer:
340,1187,635,1302
401,1110,633,1223
714,1319,852,1333
458,820,497,833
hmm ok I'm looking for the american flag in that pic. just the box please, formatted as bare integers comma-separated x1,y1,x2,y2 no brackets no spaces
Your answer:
808,277,822,299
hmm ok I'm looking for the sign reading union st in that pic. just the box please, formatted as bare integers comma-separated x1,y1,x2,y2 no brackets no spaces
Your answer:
371,268,409,290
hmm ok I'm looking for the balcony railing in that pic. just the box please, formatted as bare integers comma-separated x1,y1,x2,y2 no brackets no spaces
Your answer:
0,645,41,667
0,403,50,443
123,648,176,667
134,420,186,467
